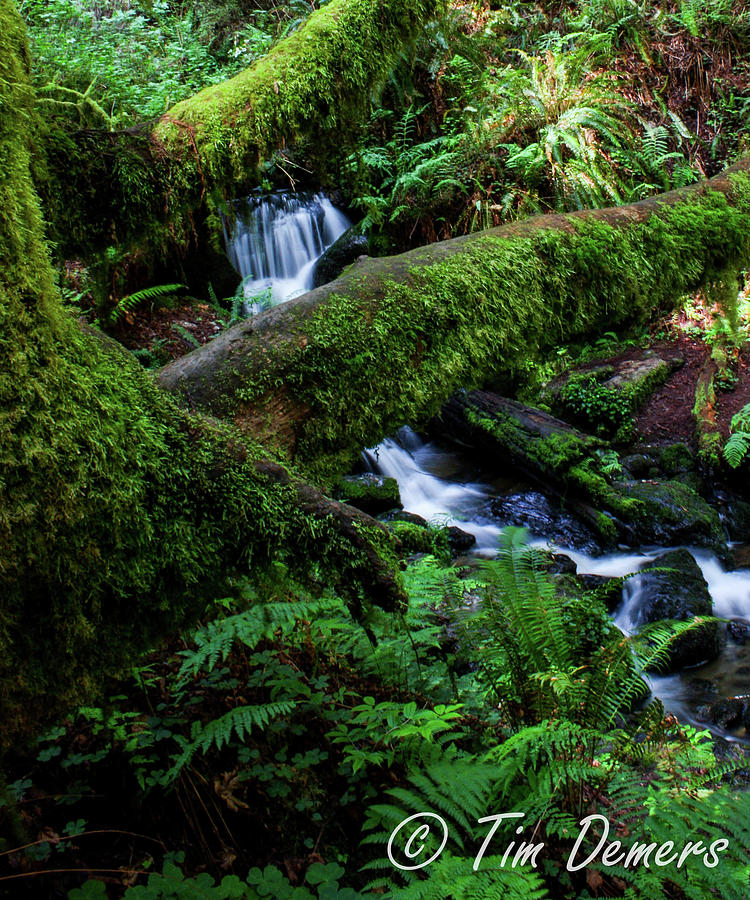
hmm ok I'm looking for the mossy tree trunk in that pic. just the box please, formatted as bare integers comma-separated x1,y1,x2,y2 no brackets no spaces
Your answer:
0,0,406,752
157,161,750,478
40,0,442,282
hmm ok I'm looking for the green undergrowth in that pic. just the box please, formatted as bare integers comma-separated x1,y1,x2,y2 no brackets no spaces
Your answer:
557,359,669,442
5,534,750,898
0,3,400,751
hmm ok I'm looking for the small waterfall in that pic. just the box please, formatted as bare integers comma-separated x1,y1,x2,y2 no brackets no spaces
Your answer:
363,427,504,555
365,428,750,736
223,191,351,313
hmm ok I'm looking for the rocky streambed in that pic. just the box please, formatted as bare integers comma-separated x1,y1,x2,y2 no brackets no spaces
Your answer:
337,347,750,744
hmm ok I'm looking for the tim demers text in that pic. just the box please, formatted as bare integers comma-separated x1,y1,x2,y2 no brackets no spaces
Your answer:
475,812,728,871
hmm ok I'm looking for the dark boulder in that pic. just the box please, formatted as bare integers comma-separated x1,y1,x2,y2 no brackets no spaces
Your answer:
446,525,476,556
490,491,602,555
728,621,750,645
312,226,369,288
632,549,722,672
617,480,724,549
697,696,747,730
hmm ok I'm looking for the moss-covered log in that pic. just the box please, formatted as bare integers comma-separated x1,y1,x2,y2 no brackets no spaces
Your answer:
40,0,441,272
433,391,724,550
157,160,750,477
0,0,404,752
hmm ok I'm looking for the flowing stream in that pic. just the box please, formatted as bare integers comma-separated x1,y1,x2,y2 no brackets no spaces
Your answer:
223,190,350,312
365,428,750,739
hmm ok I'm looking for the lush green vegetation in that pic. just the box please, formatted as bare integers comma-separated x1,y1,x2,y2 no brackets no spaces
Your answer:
6,535,750,898
4,0,750,897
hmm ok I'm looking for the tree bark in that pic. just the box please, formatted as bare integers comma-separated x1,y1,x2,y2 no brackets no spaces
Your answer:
157,159,750,476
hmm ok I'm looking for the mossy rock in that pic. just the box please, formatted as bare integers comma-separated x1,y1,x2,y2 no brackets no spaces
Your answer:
618,480,724,549
387,519,449,561
334,473,401,516
659,442,696,476
635,549,723,672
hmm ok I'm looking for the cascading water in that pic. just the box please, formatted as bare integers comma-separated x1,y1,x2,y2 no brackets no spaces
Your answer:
362,427,505,555
223,191,351,313
365,428,750,737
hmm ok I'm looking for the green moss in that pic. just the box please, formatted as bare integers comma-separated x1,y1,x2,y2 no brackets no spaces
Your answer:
659,442,695,475
224,183,750,478
388,520,449,562
34,0,442,299
333,474,402,515
0,1,402,752
693,370,722,468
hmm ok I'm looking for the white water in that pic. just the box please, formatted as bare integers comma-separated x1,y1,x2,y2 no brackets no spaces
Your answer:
362,428,504,555
223,191,351,313
365,428,750,735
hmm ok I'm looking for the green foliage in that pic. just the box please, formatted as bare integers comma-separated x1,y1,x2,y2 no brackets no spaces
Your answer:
21,0,287,127
347,104,465,238
110,282,185,323
723,401,750,467
559,371,634,438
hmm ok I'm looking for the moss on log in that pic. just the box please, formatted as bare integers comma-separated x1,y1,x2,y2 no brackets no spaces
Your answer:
0,0,403,752
39,0,442,272
157,162,750,478
434,391,724,550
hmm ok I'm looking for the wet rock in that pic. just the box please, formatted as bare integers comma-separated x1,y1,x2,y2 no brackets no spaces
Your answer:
446,526,476,556
728,543,750,570
490,491,602,555
334,473,401,516
549,553,577,575
685,677,719,698
617,480,724,549
431,391,721,550
659,442,695,476
697,696,746,730
634,549,723,672
620,453,658,479
728,621,750,644
723,499,750,543
385,510,428,528
312,226,369,287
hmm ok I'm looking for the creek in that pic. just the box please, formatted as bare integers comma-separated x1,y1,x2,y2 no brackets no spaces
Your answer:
364,428,750,741
226,191,750,740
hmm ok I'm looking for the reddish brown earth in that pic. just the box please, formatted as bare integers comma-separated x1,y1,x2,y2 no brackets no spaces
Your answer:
114,302,224,363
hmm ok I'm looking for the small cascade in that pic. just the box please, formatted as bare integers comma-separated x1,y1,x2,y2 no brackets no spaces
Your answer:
223,190,351,313
362,427,504,555
365,428,750,736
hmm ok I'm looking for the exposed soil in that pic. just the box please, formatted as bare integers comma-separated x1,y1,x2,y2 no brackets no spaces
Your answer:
114,302,225,363
633,334,708,446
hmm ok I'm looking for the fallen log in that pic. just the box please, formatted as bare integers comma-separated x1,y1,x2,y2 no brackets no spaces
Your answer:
432,390,724,550
157,160,750,477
